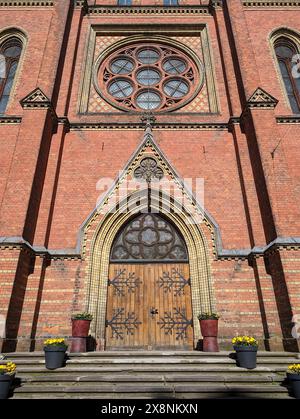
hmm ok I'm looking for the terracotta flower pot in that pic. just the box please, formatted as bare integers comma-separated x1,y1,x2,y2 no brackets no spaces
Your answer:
71,319,91,338
200,319,218,337
199,319,219,352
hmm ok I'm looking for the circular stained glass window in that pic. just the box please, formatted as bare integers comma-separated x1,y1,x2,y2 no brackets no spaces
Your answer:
136,69,161,86
108,79,133,98
110,58,134,74
137,48,160,64
136,91,162,110
163,58,187,75
163,79,189,98
96,42,203,112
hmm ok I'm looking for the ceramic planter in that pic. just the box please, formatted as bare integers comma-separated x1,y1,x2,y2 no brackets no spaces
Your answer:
44,345,67,370
288,373,300,399
234,345,257,369
0,374,12,399
71,319,91,338
199,319,219,352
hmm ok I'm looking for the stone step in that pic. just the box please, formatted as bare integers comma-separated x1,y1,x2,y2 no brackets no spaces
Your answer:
5,358,299,366
11,383,292,400
14,366,289,375
12,393,293,399
18,373,283,383
13,364,290,373
5,351,297,399
13,383,289,394
5,351,300,358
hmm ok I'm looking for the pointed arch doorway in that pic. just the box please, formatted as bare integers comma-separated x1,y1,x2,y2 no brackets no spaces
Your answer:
105,212,193,350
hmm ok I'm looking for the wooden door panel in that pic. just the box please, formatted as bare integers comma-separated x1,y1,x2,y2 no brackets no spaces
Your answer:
106,263,193,350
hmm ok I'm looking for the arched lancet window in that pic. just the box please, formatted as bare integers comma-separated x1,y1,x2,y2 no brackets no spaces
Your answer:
275,37,300,113
0,37,22,114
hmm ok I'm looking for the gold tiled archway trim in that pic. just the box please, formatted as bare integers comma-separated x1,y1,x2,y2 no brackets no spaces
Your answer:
85,191,216,349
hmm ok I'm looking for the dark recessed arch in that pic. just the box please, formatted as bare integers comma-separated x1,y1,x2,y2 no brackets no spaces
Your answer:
110,212,189,262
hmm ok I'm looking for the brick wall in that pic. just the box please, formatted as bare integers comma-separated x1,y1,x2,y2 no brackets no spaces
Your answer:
0,1,299,352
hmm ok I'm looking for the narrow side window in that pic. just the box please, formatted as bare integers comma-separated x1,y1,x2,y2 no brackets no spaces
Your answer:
0,37,22,114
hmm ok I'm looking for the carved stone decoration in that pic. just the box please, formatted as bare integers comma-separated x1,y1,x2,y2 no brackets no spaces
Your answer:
110,213,188,261
20,87,51,107
246,87,278,109
105,308,142,340
108,269,142,297
157,308,192,340
157,268,191,296
134,157,164,184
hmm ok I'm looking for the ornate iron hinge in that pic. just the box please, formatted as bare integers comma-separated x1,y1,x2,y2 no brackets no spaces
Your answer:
157,307,192,340
157,268,190,296
108,269,142,297
106,308,142,340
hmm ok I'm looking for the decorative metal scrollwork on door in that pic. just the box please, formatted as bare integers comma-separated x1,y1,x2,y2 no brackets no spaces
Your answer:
157,308,192,340
106,308,142,340
157,268,191,296
108,269,142,296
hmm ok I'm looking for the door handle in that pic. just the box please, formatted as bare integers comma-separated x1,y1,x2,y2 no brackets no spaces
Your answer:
150,307,159,316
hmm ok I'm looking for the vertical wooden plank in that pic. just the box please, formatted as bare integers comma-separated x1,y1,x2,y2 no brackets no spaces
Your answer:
125,265,136,348
149,263,154,349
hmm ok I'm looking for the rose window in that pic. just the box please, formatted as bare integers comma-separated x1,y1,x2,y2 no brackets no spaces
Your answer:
96,42,203,112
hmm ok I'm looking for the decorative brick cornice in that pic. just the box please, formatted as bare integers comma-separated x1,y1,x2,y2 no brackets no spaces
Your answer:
1,236,299,261
0,237,81,260
0,0,53,7
209,0,223,9
57,116,70,132
87,5,211,17
276,115,300,124
0,116,22,124
74,0,88,13
69,122,228,131
242,0,300,7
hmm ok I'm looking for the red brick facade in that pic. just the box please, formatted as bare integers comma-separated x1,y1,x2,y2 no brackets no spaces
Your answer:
0,0,300,352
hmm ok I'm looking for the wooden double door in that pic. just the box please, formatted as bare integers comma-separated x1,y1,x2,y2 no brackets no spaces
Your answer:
105,263,193,350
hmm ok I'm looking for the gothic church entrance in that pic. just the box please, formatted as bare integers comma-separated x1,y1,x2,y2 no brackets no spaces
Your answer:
105,213,193,350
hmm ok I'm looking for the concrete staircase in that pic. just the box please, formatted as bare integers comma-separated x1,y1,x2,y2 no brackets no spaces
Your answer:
4,351,300,399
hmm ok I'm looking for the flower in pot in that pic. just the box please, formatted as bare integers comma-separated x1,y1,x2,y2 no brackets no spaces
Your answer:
232,336,258,369
0,360,16,399
44,338,68,370
198,313,220,352
71,312,93,338
287,364,300,399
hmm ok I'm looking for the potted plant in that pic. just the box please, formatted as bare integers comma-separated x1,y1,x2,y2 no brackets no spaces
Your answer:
0,359,16,399
71,312,93,337
198,312,220,352
287,364,300,399
232,336,258,369
44,338,68,370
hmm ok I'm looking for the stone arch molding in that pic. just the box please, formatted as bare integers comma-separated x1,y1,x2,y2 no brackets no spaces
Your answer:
82,123,217,349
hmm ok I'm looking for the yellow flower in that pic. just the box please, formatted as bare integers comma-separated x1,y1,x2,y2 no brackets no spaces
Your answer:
44,338,67,347
0,362,16,375
232,335,258,347
287,364,300,374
